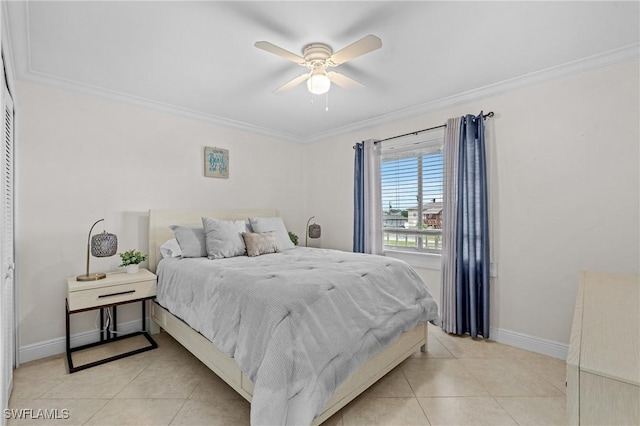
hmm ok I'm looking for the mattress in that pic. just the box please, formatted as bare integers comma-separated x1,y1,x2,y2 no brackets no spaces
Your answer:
156,247,439,425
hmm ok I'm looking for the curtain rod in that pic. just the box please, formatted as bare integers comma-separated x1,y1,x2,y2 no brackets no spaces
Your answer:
352,111,494,149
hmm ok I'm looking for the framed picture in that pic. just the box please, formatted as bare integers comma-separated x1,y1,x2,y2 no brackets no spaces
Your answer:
204,146,229,179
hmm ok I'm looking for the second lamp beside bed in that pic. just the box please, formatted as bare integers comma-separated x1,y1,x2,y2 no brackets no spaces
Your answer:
306,216,321,247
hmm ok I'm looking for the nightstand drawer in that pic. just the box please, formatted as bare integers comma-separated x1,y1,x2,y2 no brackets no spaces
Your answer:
68,279,156,312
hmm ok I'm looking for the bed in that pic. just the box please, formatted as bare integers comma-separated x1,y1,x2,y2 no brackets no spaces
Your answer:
148,209,439,425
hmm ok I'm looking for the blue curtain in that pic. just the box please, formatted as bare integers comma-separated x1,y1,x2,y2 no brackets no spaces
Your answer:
353,142,365,253
455,113,490,338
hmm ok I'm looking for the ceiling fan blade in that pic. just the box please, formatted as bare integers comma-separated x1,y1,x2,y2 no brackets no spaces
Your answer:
273,73,310,94
327,71,363,90
329,34,382,66
254,41,306,65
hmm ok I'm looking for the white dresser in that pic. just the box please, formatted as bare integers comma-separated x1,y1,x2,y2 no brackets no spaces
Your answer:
567,270,640,425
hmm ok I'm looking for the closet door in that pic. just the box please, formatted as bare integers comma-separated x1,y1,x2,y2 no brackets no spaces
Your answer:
0,67,15,414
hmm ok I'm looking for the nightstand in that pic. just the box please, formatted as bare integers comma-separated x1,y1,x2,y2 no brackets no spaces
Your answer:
66,268,158,373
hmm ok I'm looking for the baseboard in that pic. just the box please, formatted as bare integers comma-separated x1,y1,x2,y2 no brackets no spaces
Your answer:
490,326,568,360
19,320,568,364
19,318,150,364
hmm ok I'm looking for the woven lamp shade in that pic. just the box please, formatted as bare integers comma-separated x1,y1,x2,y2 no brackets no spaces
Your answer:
308,223,321,239
91,231,118,257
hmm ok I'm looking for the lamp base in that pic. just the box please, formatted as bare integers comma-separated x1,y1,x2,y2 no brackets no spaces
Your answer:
76,273,107,282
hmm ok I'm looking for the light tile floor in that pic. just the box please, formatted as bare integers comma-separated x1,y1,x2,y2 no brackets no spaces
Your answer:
8,328,567,425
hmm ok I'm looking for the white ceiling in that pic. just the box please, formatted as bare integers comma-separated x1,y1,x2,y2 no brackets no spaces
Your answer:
4,1,639,143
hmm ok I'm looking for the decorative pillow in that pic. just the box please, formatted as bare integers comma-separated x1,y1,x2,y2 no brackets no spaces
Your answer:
242,231,280,257
202,217,247,259
160,238,182,259
169,225,207,258
248,216,295,251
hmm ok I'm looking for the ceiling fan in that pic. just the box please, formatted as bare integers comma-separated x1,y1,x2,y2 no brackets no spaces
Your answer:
254,34,382,95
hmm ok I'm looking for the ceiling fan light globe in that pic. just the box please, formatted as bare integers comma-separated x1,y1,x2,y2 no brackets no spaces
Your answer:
307,74,331,95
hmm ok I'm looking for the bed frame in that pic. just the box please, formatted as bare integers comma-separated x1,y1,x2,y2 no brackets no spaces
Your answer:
147,209,428,425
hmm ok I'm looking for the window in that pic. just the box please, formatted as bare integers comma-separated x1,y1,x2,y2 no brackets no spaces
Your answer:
380,131,444,254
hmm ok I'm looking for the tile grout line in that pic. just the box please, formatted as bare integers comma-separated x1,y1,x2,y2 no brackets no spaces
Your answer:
511,355,568,395
81,348,163,424
111,354,157,399
167,398,189,426
399,359,432,424
492,393,523,425
81,398,110,426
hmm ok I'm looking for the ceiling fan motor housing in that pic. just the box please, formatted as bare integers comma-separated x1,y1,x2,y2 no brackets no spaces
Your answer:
303,43,332,67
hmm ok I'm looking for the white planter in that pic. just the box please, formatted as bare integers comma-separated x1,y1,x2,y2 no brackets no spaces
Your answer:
125,264,139,274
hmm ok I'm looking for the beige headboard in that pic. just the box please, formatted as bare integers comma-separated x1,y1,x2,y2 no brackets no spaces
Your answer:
148,209,278,273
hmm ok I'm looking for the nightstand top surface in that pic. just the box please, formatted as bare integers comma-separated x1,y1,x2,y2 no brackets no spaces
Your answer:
68,268,156,292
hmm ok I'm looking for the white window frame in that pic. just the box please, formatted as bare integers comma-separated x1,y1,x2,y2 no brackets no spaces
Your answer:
380,129,444,268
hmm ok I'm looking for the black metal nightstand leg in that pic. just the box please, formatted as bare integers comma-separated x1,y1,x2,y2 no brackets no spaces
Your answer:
142,300,146,331
66,296,157,374
65,299,72,369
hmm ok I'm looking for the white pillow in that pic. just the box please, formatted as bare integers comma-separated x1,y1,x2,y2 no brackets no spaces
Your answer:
160,238,183,259
248,216,295,251
202,217,247,259
169,225,207,258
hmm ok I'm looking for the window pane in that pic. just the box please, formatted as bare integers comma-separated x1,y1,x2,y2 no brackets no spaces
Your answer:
381,157,418,211
422,152,443,204
381,142,443,253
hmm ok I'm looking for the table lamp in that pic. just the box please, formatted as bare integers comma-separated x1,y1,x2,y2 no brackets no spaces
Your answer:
306,216,322,247
76,219,118,281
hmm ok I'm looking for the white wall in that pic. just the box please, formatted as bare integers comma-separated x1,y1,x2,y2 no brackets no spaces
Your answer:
304,61,640,351
15,82,306,352
15,61,640,361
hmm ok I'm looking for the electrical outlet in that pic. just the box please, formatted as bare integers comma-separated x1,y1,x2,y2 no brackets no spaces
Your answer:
490,262,498,278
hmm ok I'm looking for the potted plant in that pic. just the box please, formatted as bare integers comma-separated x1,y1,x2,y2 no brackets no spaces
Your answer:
119,249,147,274
288,231,298,246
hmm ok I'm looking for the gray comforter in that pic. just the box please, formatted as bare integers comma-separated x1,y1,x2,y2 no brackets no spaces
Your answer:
156,247,439,425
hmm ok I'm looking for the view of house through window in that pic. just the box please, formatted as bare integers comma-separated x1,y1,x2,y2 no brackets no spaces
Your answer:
380,134,444,254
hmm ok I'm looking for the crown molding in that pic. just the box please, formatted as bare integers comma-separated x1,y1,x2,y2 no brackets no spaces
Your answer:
6,0,303,143
14,43,640,145
5,0,638,145
303,43,640,143
24,69,304,143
